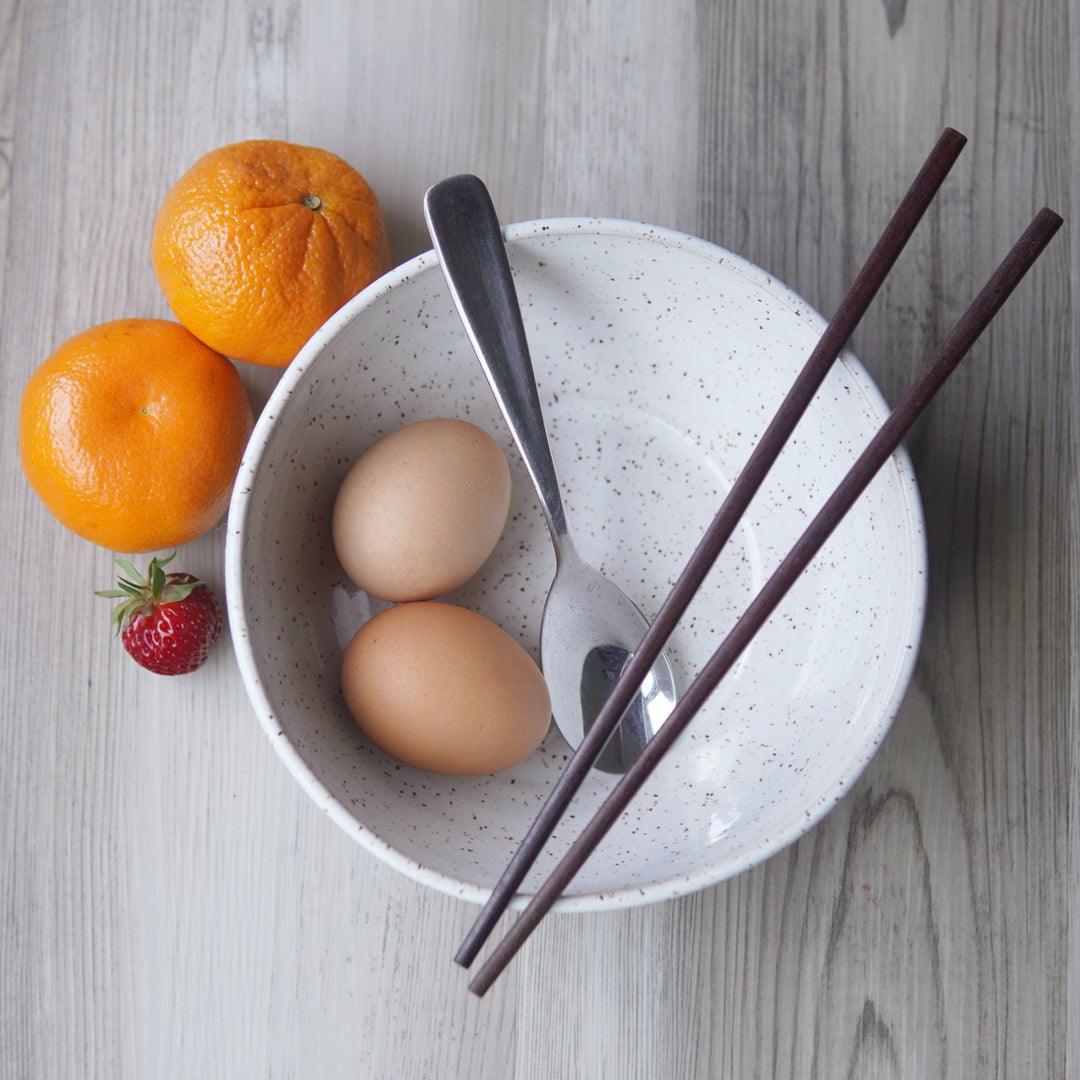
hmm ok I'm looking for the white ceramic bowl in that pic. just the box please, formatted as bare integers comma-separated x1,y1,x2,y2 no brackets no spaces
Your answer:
225,217,926,913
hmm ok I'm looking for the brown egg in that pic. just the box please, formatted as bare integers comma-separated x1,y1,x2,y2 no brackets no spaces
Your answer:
332,418,511,602
341,601,551,776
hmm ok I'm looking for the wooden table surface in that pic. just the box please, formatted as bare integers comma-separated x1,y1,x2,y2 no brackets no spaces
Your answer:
2,1,1075,1076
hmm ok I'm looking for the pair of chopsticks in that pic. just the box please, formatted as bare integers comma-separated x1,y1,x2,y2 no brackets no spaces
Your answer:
456,127,1062,997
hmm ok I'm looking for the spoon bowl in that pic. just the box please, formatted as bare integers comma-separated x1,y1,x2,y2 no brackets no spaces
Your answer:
542,550,675,771
424,174,677,772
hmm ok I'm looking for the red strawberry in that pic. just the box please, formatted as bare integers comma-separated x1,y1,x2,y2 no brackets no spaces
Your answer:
97,553,224,675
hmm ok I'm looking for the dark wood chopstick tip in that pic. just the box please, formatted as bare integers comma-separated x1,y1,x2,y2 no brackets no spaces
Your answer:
1037,207,1064,231
468,967,498,998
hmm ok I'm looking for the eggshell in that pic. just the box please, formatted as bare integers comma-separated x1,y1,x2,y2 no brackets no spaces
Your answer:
332,418,511,602
341,601,551,776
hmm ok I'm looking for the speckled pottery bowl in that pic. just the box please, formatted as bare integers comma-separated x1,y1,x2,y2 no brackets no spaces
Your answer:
225,217,926,913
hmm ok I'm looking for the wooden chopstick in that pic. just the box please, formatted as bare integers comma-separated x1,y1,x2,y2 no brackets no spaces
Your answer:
465,205,1063,997
454,126,968,972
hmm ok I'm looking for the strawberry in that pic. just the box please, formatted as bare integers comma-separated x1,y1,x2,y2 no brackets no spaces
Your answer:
97,553,224,675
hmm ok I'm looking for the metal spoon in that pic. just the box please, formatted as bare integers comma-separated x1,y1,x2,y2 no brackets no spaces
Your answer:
424,174,677,773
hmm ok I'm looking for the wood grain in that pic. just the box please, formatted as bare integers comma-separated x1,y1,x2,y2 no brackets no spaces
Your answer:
0,0,1074,1076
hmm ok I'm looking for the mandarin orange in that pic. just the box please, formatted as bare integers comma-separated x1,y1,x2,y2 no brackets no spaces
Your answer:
19,318,254,553
151,140,392,368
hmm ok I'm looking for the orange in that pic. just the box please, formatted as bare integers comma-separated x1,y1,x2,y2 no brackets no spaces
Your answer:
19,318,254,553
151,140,392,368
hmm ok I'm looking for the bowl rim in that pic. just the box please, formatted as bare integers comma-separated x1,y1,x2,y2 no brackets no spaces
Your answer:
225,215,928,913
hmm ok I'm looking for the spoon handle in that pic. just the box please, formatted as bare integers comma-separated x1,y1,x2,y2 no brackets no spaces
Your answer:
424,174,570,546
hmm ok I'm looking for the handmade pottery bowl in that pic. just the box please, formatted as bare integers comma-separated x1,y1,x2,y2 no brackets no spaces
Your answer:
225,217,926,913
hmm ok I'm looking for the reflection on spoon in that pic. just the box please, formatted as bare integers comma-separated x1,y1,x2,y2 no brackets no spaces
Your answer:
580,645,671,772
424,173,677,773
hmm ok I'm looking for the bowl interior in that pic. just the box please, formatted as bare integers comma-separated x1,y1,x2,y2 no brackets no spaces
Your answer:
226,218,926,912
